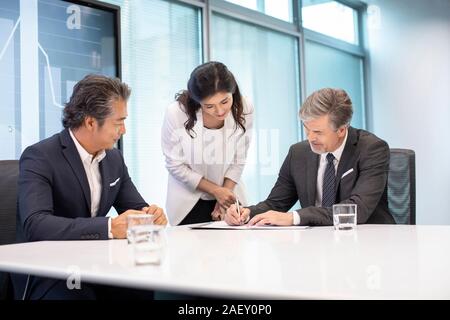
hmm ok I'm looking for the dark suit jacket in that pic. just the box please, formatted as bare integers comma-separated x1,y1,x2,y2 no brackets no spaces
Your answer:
17,129,148,242
13,129,148,299
248,127,395,226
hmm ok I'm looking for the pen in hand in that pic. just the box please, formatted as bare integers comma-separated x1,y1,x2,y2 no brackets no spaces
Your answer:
234,195,242,225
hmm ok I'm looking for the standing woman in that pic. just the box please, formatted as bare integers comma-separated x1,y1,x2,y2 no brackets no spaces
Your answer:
162,61,254,225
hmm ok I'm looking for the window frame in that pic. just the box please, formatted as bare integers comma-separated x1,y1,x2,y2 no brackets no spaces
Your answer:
300,0,368,132
163,0,368,140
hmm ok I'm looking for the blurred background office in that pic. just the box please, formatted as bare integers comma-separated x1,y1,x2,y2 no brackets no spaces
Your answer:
0,0,449,225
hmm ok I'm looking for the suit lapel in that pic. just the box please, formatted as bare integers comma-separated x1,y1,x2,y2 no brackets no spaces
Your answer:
224,110,239,162
98,158,110,217
191,109,204,166
60,129,91,213
336,127,358,194
306,149,319,206
224,110,235,138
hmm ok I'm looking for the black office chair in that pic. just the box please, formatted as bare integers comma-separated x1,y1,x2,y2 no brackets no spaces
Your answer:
0,160,19,300
388,149,416,225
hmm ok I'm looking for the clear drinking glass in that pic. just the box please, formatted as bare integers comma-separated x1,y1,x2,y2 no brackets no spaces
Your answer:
131,224,166,265
333,204,357,231
126,214,154,244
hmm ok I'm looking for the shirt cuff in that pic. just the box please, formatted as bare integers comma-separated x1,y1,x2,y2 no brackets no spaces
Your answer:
292,211,301,225
108,218,113,239
224,168,242,185
187,171,203,190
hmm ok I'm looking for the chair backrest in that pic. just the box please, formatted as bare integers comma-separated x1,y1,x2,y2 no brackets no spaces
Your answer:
0,160,19,300
388,149,416,225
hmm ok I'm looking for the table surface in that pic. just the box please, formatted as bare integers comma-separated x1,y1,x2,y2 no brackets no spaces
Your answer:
0,224,449,299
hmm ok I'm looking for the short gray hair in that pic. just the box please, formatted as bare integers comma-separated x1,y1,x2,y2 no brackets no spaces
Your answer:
299,88,353,130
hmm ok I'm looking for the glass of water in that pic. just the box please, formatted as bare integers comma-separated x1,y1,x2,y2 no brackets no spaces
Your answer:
127,214,154,244
131,224,166,266
333,204,357,231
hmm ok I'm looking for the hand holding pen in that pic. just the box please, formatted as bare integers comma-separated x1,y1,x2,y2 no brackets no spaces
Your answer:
234,196,242,225
224,195,250,226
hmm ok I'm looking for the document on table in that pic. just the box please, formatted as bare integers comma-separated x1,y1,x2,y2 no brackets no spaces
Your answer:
190,221,310,230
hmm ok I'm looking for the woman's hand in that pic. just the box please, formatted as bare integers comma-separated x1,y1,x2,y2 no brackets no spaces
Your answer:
212,187,236,209
211,202,226,221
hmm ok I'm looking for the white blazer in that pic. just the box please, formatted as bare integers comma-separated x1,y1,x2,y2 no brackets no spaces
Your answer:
161,98,254,225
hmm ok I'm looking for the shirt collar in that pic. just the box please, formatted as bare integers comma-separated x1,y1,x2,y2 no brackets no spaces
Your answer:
69,129,106,164
322,128,348,163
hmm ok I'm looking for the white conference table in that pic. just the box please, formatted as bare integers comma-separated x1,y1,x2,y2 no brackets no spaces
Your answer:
0,224,449,299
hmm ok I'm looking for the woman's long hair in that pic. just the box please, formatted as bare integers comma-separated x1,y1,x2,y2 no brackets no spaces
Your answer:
176,61,246,138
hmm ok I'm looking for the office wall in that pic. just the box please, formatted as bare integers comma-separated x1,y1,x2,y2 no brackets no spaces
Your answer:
364,0,450,224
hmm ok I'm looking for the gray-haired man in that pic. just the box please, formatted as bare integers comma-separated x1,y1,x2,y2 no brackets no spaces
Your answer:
225,88,395,226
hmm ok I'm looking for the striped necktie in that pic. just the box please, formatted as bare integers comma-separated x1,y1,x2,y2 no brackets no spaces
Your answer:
322,153,336,208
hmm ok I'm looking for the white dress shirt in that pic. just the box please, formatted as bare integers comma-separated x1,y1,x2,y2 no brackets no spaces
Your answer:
69,130,113,237
292,129,348,225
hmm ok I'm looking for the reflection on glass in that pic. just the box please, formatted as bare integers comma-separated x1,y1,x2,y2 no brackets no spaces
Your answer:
302,0,358,44
0,0,117,159
225,0,293,22
265,0,292,22
304,40,365,129
226,0,257,10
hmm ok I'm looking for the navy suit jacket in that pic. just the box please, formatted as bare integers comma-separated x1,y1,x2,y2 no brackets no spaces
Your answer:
14,129,149,299
17,129,148,242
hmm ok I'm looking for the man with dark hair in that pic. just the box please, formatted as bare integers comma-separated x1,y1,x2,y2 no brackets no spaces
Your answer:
14,74,166,299
225,88,395,226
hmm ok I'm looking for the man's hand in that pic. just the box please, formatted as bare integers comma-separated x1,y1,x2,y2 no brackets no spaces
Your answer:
111,209,146,239
248,211,293,226
225,204,250,226
212,187,236,209
142,204,167,225
111,206,167,239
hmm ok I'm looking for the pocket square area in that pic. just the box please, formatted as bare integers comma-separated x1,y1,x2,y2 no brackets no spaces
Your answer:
109,178,120,187
341,168,354,179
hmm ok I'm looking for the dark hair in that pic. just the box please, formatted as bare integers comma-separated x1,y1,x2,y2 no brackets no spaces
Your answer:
175,61,246,137
62,74,131,129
